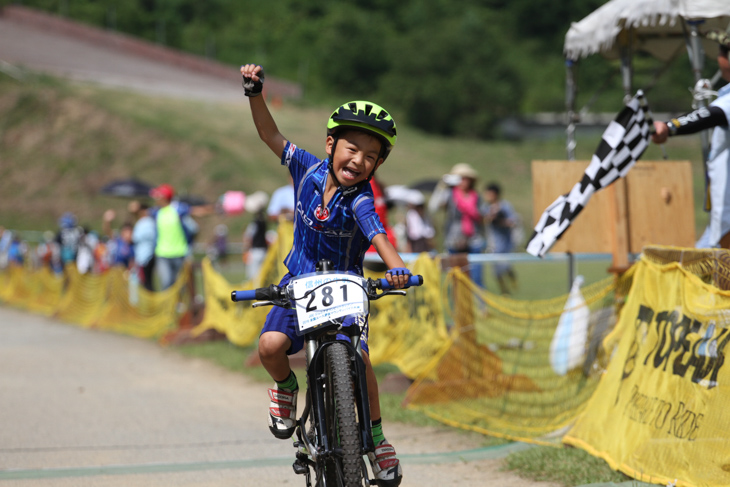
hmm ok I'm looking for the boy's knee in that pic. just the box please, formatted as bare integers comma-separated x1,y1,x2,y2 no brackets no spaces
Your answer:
258,332,290,361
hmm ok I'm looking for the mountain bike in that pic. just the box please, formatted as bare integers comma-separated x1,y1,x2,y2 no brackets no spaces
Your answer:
231,260,423,487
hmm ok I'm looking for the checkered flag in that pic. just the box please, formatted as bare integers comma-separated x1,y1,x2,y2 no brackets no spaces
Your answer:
526,91,653,258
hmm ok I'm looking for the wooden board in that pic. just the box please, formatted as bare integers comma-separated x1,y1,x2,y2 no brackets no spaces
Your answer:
624,160,696,252
531,161,616,253
531,160,695,254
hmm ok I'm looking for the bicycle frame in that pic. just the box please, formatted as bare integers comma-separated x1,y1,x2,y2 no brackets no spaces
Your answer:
231,262,423,486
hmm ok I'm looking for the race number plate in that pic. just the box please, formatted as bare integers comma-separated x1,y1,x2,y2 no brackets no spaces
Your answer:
290,273,368,334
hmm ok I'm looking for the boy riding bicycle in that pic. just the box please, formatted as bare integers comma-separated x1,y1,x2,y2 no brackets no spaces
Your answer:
241,64,408,486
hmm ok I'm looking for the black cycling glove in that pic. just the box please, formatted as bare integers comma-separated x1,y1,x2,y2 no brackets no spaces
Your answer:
242,68,265,97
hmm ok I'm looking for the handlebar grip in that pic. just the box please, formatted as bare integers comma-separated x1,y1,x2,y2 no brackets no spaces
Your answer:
231,290,257,302
378,274,423,290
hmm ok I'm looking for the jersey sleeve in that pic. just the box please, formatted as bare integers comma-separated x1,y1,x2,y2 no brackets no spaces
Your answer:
352,192,387,242
667,105,728,135
711,89,730,127
281,141,322,186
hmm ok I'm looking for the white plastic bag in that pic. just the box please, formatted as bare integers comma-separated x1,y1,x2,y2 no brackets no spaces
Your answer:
550,275,590,376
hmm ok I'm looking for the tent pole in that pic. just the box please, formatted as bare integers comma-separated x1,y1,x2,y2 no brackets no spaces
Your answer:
686,20,712,168
619,29,633,103
566,58,578,160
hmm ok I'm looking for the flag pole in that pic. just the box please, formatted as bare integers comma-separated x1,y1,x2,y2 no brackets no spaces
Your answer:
637,89,668,160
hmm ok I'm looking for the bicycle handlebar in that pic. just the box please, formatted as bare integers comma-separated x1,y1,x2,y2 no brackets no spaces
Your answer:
376,274,423,290
231,284,282,303
231,275,423,303
231,289,257,302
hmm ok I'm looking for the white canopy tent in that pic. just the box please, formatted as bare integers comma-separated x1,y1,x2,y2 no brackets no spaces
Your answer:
563,0,730,159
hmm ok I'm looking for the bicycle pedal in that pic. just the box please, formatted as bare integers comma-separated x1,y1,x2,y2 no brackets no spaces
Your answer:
292,459,309,475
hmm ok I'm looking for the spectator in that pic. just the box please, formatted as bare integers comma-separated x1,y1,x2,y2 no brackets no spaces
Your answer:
242,191,270,281
131,202,156,291
149,184,195,291
483,182,519,294
111,222,135,269
55,212,82,267
102,209,135,269
405,191,435,253
0,227,12,268
94,234,111,273
267,176,295,222
208,224,229,266
7,235,26,266
365,175,398,270
434,163,486,288
76,228,97,275
37,230,62,273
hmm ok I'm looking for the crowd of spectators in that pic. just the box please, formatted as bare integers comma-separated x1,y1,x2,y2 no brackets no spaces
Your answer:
0,182,284,291
427,163,522,294
0,183,204,292
1,173,523,294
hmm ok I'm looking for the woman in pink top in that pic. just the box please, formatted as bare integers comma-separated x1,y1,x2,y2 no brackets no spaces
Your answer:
441,163,486,288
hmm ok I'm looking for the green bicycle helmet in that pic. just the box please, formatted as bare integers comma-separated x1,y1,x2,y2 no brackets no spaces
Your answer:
327,101,397,161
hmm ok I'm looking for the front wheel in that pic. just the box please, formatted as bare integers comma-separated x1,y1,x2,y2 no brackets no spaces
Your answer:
323,342,363,487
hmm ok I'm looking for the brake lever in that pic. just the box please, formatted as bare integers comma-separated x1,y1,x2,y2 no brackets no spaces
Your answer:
252,298,292,309
369,290,407,300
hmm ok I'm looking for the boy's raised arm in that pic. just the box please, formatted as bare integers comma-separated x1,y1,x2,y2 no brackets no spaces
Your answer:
241,64,287,159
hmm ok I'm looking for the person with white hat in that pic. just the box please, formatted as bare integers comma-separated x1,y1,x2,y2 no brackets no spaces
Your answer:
405,190,435,253
431,162,487,288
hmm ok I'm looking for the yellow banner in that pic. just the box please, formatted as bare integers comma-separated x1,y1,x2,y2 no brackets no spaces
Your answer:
564,257,730,487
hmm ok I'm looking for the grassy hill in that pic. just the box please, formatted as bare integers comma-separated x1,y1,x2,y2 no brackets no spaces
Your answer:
0,72,708,246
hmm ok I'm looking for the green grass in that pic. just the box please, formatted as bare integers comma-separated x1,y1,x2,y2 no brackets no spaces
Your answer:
476,258,615,300
0,73,710,246
502,445,630,486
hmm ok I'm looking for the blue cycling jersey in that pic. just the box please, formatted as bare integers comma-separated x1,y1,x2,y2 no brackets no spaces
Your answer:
281,141,386,276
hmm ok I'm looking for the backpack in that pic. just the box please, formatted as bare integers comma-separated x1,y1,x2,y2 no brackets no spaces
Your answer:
180,214,199,244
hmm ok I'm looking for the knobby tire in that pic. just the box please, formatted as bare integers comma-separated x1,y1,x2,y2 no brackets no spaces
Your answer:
324,342,362,487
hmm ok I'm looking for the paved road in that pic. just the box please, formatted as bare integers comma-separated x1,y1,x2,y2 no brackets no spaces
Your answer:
0,307,553,487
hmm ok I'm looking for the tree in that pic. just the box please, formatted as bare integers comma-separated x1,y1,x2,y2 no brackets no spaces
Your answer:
381,6,522,137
